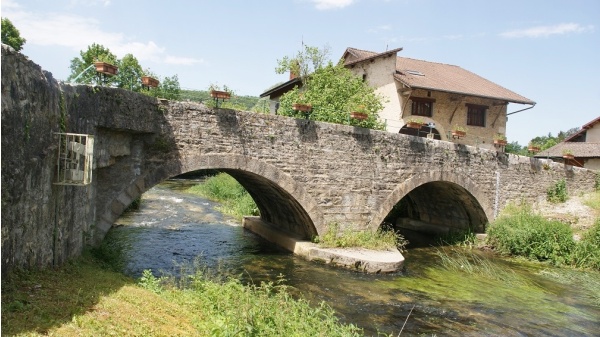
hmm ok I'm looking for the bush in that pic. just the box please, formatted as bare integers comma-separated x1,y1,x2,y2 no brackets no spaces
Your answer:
313,223,407,251
486,204,575,265
547,179,568,203
487,204,600,270
186,173,259,220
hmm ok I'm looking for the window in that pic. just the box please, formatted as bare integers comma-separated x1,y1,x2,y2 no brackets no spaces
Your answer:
467,104,487,127
411,97,434,117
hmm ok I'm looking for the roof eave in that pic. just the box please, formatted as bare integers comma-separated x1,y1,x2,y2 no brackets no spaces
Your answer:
259,77,302,98
344,47,403,67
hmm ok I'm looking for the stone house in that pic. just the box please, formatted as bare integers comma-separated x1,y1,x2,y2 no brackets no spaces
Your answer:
535,116,600,170
260,47,536,150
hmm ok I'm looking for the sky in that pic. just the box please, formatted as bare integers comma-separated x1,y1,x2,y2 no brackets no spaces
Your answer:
2,0,599,146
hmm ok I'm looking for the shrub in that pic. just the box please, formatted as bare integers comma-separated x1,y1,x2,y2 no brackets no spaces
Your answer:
187,173,259,220
547,179,568,203
313,223,407,251
486,204,575,265
571,219,600,270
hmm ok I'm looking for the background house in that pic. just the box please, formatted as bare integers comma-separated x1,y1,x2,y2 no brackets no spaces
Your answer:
260,47,536,150
535,116,600,170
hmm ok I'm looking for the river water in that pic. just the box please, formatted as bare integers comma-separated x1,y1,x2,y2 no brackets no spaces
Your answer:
112,180,600,336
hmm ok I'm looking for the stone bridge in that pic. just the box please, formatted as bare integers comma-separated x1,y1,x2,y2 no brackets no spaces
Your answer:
2,45,597,273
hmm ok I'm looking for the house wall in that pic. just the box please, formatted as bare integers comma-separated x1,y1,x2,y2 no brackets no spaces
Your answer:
584,158,600,171
398,89,507,150
347,58,508,150
346,56,403,131
586,123,600,142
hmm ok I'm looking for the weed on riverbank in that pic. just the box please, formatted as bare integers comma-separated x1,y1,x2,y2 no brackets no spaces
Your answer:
186,173,259,221
313,223,407,251
1,254,363,336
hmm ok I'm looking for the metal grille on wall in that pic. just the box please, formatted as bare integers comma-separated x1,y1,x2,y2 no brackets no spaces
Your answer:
55,133,94,186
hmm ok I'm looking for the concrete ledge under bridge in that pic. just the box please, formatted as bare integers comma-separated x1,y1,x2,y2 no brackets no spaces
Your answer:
243,217,405,273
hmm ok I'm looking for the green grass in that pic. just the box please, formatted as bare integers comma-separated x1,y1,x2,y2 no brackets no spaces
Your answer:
313,223,407,251
186,173,259,221
486,203,600,270
2,254,363,336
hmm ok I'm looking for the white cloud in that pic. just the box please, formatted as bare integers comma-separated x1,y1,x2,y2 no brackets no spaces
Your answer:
1,3,202,66
311,0,355,10
500,23,594,38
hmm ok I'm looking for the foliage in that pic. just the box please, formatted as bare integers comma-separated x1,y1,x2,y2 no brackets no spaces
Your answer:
1,17,26,51
493,133,507,141
435,248,526,285
116,53,144,91
547,179,568,203
437,229,477,248
313,223,407,251
1,254,362,336
68,43,119,86
179,89,260,111
186,173,259,221
67,43,180,99
142,74,181,100
452,124,466,132
275,43,331,79
486,203,576,265
277,62,386,130
507,128,581,156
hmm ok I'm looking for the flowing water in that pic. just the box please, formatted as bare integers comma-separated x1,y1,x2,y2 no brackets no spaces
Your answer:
112,180,600,336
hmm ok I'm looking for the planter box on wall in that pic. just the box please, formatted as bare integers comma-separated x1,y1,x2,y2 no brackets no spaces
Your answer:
350,112,368,120
94,62,118,76
292,103,312,112
141,76,159,88
210,90,231,100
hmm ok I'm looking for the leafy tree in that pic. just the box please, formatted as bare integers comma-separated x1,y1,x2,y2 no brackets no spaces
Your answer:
275,44,331,79
143,74,181,100
1,17,26,51
116,54,144,91
68,43,118,86
277,61,386,130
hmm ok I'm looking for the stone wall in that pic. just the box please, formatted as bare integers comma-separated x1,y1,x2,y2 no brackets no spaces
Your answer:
2,44,597,274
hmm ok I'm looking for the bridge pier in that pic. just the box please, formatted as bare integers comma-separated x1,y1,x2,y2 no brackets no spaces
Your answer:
243,217,405,273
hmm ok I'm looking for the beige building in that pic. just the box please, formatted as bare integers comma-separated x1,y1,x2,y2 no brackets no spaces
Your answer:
536,116,600,170
261,47,536,150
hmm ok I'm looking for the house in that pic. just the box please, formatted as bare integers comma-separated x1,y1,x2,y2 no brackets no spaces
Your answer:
535,116,600,170
260,47,536,150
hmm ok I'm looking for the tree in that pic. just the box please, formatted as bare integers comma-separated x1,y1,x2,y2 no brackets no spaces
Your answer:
275,44,331,79
68,43,118,86
1,18,26,51
277,61,386,130
116,54,144,91
143,74,181,100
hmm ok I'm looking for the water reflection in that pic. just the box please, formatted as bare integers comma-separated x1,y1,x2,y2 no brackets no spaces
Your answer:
112,180,600,336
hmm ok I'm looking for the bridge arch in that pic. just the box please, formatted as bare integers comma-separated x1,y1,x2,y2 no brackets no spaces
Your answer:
97,154,323,244
371,170,493,235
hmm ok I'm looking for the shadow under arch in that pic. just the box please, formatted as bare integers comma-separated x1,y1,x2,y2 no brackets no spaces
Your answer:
371,171,493,234
97,154,322,244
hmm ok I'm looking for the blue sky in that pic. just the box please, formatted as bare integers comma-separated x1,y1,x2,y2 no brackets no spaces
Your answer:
2,0,599,146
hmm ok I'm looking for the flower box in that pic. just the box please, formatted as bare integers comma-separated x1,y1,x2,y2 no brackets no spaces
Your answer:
494,139,507,146
210,90,231,100
292,103,312,112
563,153,574,160
93,61,118,76
452,130,466,139
406,122,423,129
350,112,368,120
141,76,159,88
528,146,540,153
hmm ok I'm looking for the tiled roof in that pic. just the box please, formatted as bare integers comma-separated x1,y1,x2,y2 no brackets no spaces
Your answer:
535,142,600,158
343,47,535,105
564,116,600,142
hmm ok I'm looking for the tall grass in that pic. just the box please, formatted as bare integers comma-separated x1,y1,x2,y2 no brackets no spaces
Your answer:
186,173,259,221
435,248,525,285
2,251,363,336
313,223,407,251
486,203,600,270
138,268,363,336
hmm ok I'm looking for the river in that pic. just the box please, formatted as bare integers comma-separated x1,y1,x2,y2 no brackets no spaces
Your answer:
111,179,600,336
